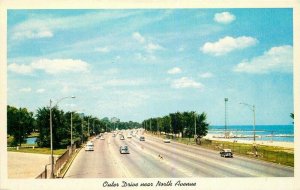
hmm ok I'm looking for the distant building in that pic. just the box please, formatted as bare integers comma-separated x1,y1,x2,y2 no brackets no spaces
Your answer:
111,117,120,123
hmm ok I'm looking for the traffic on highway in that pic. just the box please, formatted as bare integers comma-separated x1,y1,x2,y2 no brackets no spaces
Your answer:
64,129,293,178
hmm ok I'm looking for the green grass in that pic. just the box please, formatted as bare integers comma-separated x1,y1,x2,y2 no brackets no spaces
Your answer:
27,132,39,138
206,140,294,167
8,147,66,156
148,132,294,167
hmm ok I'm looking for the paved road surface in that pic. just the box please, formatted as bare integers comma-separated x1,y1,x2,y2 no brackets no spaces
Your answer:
64,130,293,178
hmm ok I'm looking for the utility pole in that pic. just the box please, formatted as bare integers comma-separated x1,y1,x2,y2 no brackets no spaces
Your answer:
71,112,73,146
225,98,228,138
93,120,95,134
88,118,90,137
194,112,197,138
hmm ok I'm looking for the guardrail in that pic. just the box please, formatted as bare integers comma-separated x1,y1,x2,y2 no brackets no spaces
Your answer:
35,144,77,179
36,164,50,179
54,144,76,177
7,146,35,150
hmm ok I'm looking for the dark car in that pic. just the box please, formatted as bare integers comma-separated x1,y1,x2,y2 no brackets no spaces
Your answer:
220,149,233,158
120,145,130,154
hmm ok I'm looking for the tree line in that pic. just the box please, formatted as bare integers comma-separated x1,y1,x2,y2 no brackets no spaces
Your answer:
142,111,209,139
7,105,141,148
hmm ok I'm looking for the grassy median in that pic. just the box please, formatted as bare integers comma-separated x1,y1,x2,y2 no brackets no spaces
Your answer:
8,147,66,156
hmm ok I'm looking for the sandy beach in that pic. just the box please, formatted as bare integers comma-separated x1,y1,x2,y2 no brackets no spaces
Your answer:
203,134,294,149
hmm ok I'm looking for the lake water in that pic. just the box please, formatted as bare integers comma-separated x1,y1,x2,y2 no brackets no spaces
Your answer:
208,125,294,142
26,137,37,144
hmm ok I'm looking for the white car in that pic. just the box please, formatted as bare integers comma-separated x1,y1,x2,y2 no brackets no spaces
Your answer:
127,135,132,138
100,136,105,140
163,139,171,143
139,136,145,141
85,141,94,151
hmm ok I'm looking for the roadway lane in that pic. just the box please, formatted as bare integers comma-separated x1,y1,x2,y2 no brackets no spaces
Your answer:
65,132,187,178
64,130,293,178
142,134,293,177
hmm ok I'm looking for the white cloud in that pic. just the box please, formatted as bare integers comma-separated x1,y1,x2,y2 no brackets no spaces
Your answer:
214,12,236,24
201,36,258,56
95,47,110,53
8,63,33,74
145,42,164,52
167,67,182,74
233,45,293,74
178,46,185,52
8,59,90,75
14,30,53,39
200,72,214,78
132,32,145,43
36,88,45,93
105,79,147,87
135,53,156,61
171,77,203,89
11,11,139,40
19,87,31,92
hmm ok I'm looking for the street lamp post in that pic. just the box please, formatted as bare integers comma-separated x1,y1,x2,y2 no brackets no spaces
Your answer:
240,102,256,142
49,96,75,178
225,98,228,138
70,111,77,147
194,112,197,138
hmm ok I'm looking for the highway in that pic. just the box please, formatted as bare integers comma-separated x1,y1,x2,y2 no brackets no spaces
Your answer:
64,130,293,178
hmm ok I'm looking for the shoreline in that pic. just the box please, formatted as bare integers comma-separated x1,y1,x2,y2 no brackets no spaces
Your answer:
204,134,294,149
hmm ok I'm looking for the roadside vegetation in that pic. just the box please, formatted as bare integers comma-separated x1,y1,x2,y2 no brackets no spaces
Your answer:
7,105,141,150
142,111,209,140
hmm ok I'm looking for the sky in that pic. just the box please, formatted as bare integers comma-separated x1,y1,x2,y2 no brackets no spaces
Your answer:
7,9,293,125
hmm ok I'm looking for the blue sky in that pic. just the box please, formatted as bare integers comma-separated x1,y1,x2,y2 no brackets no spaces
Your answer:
7,9,293,125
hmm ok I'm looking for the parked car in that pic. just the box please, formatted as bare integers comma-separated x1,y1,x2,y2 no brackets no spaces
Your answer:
100,136,105,140
163,139,171,143
127,135,132,138
85,141,94,151
120,135,125,140
139,136,145,141
220,149,233,158
120,145,130,154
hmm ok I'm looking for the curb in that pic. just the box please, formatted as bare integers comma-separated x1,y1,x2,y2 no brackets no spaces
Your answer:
60,147,82,178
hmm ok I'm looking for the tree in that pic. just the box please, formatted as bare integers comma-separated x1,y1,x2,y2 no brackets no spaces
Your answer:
161,115,171,134
36,106,70,148
290,113,294,124
195,112,209,144
7,105,35,146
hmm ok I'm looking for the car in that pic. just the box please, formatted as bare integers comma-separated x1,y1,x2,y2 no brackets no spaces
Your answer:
220,149,233,158
139,136,145,141
100,136,105,140
120,145,130,154
127,135,132,138
85,141,94,151
120,135,125,140
96,136,100,139
163,139,171,143
112,134,116,137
